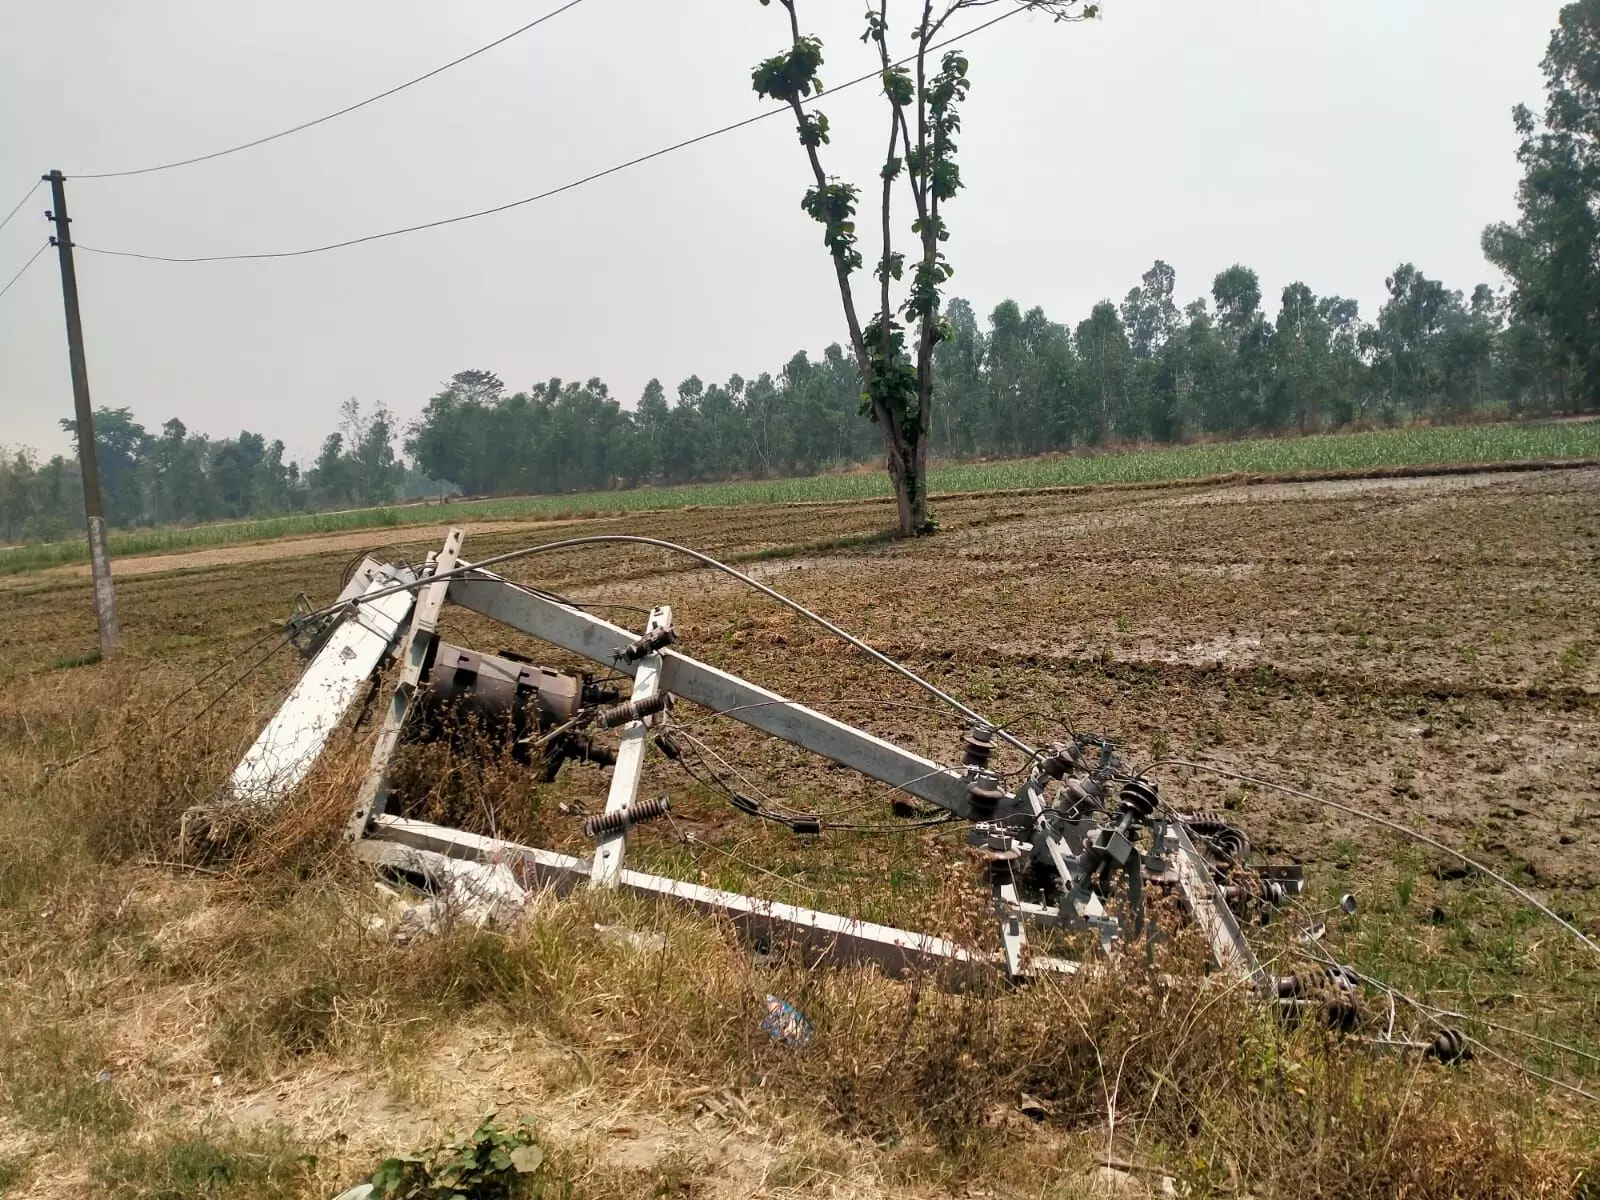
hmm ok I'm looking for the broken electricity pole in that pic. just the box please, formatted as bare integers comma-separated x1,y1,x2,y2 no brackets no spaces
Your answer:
45,169,118,657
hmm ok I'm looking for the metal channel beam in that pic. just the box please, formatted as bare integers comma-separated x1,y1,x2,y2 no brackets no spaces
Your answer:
447,573,975,818
347,529,463,839
367,815,994,981
1170,822,1261,983
591,606,670,887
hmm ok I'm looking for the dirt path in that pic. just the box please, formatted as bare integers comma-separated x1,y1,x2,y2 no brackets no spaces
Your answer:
27,518,590,580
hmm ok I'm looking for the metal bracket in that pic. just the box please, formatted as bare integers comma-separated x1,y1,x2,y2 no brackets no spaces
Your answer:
590,605,671,887
346,528,462,841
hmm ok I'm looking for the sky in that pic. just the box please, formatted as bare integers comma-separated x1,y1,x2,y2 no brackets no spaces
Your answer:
0,0,1560,467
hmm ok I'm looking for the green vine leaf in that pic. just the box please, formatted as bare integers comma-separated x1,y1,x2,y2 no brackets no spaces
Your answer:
798,111,831,147
882,66,914,107
752,36,826,103
801,180,863,273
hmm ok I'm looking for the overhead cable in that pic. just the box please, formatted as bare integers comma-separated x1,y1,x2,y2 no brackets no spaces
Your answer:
66,0,594,180
72,4,1031,264
1150,758,1600,960
0,242,49,302
0,180,41,237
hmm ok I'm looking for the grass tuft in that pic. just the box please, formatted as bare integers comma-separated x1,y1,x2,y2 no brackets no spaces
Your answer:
90,1128,317,1200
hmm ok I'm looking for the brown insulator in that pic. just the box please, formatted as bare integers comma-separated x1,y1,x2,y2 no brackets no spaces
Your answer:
621,627,677,662
596,692,671,728
1118,777,1160,820
1276,965,1358,998
1222,878,1286,907
1426,1028,1470,1065
1037,749,1072,781
583,795,671,839
962,725,996,769
967,780,1007,816
1187,813,1251,862
1323,993,1362,1033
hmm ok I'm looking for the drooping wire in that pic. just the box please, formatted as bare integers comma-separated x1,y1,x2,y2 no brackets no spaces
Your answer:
662,809,831,899
300,534,1033,755
1295,945,1600,1103
66,0,595,180
70,4,1033,264
668,723,955,835
1276,885,1600,1067
1147,758,1600,961
0,179,40,237
0,242,49,302
42,623,297,776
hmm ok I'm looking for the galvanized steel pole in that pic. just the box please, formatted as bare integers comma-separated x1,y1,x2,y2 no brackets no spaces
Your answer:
45,170,118,657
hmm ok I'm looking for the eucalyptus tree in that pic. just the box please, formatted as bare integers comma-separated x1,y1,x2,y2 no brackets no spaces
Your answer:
1484,0,1600,407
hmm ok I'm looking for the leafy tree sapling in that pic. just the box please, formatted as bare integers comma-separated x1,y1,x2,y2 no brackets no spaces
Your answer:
752,0,1098,535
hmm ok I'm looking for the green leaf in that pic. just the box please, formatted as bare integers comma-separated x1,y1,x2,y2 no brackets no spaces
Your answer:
509,1144,545,1174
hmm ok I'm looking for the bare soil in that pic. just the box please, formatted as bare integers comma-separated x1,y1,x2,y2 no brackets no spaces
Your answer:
13,518,594,582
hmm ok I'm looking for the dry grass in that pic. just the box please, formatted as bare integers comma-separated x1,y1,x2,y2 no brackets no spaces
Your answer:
0,665,1591,1200
2,473,1599,1197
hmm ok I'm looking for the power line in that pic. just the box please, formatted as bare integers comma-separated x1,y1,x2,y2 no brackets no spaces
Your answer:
1149,758,1600,960
0,180,41,237
71,4,1032,265
0,242,49,302
67,0,595,181
1297,946,1600,1104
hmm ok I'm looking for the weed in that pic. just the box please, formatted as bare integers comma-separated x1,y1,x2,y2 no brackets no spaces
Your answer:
0,1023,133,1138
50,649,102,670
364,1118,565,1199
91,1128,316,1200
0,1157,26,1196
1149,729,1172,761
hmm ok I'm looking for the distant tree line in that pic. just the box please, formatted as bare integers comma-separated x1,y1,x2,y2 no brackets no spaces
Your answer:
4,3,1596,545
402,254,1576,496
0,399,434,543
0,252,1588,544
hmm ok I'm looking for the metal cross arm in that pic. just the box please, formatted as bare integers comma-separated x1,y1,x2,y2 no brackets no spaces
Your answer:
446,570,979,820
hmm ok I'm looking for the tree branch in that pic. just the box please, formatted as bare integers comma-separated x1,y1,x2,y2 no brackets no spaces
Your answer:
875,0,896,354
776,0,870,379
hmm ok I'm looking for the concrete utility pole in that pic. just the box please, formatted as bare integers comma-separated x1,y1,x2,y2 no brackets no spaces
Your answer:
45,169,118,658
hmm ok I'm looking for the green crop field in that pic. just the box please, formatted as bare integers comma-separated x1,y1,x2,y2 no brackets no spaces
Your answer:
4,420,1596,574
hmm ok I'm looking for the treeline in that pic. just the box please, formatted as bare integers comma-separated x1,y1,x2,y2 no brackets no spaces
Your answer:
404,258,1570,495
0,400,434,543
0,258,1587,543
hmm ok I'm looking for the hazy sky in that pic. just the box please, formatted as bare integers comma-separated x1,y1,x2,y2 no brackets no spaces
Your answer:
0,0,1558,466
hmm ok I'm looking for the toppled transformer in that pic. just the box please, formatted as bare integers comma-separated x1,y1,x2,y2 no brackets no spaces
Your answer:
221,528,1463,1058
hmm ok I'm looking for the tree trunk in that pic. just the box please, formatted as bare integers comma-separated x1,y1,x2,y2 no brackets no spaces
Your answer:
880,424,923,535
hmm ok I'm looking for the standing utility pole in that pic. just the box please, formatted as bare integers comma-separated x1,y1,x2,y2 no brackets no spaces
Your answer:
45,169,118,657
